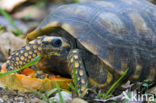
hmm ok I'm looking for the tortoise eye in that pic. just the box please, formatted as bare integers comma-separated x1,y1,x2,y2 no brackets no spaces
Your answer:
42,41,49,45
51,38,62,47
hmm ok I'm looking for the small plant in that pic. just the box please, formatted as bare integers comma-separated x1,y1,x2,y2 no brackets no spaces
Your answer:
23,82,67,103
142,80,153,90
24,87,50,102
142,80,155,101
0,8,23,36
96,90,102,99
102,68,129,99
23,87,57,103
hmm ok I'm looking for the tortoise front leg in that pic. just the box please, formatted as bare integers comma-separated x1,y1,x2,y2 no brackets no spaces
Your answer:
67,49,88,97
3,36,44,71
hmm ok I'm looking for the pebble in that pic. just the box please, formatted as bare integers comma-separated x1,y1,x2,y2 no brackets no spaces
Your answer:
14,97,23,102
0,98,4,103
71,98,88,103
30,98,46,103
50,91,72,103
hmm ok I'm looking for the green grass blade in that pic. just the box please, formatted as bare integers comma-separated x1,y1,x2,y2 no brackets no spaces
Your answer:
0,55,41,78
23,87,49,102
47,88,57,97
96,91,101,99
0,68,20,77
55,82,64,103
19,55,41,71
0,8,23,35
105,68,129,97
68,57,80,96
68,83,77,93
72,57,78,95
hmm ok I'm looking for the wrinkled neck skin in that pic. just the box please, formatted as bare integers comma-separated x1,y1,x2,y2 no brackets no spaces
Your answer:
37,43,73,77
37,50,72,77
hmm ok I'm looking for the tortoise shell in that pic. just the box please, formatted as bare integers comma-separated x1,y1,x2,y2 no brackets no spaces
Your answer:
26,0,156,81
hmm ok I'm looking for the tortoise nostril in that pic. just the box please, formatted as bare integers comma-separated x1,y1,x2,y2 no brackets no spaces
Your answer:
42,41,49,45
51,38,62,47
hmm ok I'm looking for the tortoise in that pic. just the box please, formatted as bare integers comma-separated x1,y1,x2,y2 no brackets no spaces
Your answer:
3,0,156,96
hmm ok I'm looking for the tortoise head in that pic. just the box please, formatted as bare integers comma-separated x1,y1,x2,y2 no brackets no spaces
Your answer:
41,36,71,58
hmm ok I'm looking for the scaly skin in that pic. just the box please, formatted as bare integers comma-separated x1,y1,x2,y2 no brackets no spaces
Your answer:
67,49,89,96
4,36,45,71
